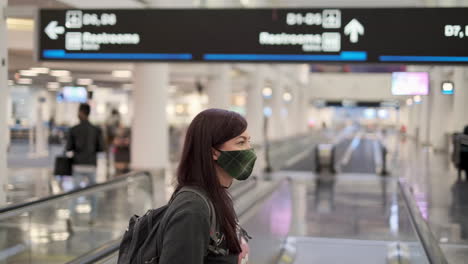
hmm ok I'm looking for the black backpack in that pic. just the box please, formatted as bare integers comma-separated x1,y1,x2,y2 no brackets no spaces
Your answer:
117,186,227,264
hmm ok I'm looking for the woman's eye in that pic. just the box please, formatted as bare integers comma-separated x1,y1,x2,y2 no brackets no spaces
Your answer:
238,141,245,145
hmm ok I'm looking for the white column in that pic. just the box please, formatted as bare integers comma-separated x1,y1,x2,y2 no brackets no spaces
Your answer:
403,106,410,132
308,106,320,130
206,64,231,110
408,100,419,139
418,95,431,145
6,91,11,151
297,85,309,134
452,67,468,132
291,84,306,136
286,85,297,137
406,104,413,136
246,66,265,176
407,65,430,144
31,90,50,157
144,0,195,202
270,75,285,140
0,0,7,204
246,66,265,146
429,67,453,151
34,96,48,156
131,64,169,171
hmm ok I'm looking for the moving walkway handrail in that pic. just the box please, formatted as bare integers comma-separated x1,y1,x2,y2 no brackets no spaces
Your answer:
66,239,121,264
0,170,153,220
398,179,448,264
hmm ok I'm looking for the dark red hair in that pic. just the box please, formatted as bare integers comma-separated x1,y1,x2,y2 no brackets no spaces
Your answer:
174,108,247,254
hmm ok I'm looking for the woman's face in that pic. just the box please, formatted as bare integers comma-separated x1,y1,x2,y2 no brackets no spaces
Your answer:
213,130,252,187
219,130,252,152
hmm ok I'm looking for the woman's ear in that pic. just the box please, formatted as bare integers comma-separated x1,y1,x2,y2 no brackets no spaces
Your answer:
212,148,220,161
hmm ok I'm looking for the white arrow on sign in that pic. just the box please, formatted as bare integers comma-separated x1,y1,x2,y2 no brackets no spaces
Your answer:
45,21,65,40
344,19,364,43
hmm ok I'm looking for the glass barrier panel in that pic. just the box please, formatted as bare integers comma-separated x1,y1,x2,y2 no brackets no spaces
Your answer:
0,172,153,264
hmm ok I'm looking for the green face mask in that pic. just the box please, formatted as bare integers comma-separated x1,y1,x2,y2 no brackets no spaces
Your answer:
215,148,257,181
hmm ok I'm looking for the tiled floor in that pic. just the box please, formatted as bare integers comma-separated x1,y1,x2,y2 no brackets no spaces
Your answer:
243,170,430,264
5,142,111,207
391,135,468,264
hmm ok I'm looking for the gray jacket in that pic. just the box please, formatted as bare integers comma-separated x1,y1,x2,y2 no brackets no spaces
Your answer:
158,191,238,264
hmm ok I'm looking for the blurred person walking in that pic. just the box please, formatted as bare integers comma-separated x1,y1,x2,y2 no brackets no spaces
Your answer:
66,103,105,226
460,125,468,180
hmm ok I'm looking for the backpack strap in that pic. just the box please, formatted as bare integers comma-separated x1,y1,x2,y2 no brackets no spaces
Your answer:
174,187,218,243
172,187,228,255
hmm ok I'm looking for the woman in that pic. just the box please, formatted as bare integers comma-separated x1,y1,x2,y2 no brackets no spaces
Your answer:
158,108,255,264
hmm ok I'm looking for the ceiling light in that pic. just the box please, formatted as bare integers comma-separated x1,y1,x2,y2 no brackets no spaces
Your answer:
413,95,422,103
233,95,246,106
406,98,413,106
364,108,376,119
57,76,73,83
175,104,185,114
30,67,50,74
6,18,34,31
77,78,93,86
112,70,132,78
378,109,388,119
263,106,272,117
17,78,32,85
283,92,292,102
119,104,129,115
47,82,60,90
240,0,250,7
19,70,38,77
262,87,273,98
50,70,70,77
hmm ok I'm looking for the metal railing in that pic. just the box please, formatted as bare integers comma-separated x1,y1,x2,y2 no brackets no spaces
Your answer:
398,179,449,264
0,171,152,220
66,239,122,264
267,133,324,171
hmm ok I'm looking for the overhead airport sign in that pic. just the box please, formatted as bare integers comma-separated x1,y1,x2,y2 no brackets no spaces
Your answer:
38,8,468,63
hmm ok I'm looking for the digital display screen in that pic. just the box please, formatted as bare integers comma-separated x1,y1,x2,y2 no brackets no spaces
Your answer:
57,86,88,102
391,72,429,96
38,8,468,63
